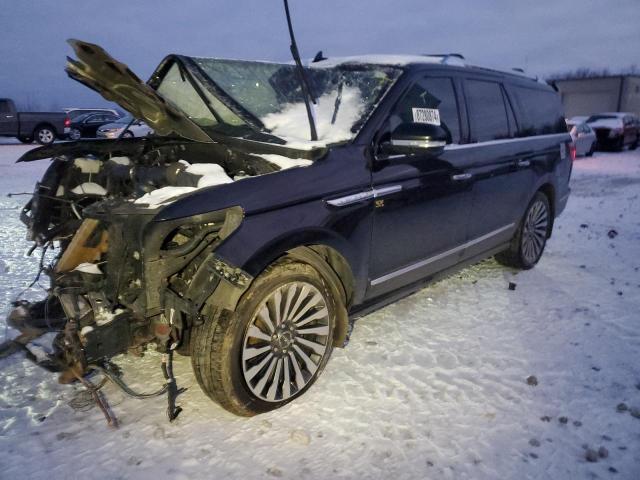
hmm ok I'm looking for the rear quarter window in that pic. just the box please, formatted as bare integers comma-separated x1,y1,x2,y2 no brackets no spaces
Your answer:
510,85,566,136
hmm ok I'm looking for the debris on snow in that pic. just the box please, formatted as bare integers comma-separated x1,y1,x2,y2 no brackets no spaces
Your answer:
526,375,538,386
508,282,517,291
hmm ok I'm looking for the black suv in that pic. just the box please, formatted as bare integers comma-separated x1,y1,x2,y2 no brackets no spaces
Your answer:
12,41,572,417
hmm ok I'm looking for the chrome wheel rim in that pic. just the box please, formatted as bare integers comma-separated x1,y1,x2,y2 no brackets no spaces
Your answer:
38,129,54,143
70,129,81,140
522,200,548,264
241,281,331,402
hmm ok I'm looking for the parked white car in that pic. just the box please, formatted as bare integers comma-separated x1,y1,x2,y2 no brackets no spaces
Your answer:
566,120,596,157
96,116,153,139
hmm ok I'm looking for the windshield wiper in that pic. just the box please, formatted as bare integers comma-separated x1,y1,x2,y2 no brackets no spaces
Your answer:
283,0,318,141
331,80,344,125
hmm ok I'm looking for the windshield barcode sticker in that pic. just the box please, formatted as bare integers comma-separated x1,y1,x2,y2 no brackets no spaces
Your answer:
412,108,440,125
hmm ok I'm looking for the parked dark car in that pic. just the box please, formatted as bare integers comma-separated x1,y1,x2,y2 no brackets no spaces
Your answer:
63,107,121,121
11,41,572,418
0,98,69,144
68,111,120,140
586,112,639,151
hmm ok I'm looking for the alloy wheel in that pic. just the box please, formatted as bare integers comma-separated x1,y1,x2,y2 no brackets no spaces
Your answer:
38,128,54,144
69,128,81,140
521,199,548,264
241,281,331,402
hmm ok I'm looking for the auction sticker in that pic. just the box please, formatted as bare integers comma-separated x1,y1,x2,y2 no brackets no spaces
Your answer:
412,108,440,125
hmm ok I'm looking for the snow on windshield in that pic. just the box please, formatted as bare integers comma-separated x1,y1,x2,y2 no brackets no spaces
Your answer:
261,86,364,145
191,58,401,147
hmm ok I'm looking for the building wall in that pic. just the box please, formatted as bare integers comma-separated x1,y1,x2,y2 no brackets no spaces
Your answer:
621,77,640,115
555,76,640,118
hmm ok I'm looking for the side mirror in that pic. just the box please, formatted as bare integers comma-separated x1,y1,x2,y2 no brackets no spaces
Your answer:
380,122,448,156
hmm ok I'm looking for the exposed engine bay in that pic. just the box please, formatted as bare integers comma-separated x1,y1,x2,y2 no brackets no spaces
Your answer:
7,137,306,422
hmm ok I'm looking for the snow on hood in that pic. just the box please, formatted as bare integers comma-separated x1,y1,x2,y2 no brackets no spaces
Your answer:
133,155,310,207
261,86,364,147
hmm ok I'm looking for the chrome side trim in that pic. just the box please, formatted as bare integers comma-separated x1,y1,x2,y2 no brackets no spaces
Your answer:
445,133,570,151
373,185,402,197
326,190,374,207
370,223,515,286
326,185,402,207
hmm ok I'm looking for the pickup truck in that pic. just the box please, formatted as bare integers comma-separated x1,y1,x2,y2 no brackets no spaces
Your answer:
0,98,69,145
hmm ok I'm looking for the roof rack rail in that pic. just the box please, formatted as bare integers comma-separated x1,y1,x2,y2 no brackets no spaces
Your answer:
423,53,466,66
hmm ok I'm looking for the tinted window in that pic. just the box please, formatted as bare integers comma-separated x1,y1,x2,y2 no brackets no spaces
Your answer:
512,86,566,136
0,101,10,113
390,76,460,144
465,80,510,142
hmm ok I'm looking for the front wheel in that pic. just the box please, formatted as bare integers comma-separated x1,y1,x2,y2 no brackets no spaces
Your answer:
34,126,56,145
121,130,134,138
191,260,337,416
496,192,551,269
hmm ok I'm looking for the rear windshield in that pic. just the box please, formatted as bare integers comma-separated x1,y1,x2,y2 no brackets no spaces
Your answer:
510,86,566,136
586,115,618,122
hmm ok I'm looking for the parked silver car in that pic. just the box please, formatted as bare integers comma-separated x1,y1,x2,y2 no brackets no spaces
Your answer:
96,116,153,139
566,119,596,157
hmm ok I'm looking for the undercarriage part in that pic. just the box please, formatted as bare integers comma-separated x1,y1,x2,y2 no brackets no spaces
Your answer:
161,350,186,421
91,362,169,399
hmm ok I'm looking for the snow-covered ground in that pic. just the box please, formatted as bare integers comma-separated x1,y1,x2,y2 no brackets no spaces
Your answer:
1,140,639,480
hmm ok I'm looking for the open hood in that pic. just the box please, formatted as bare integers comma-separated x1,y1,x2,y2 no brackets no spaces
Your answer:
65,39,212,143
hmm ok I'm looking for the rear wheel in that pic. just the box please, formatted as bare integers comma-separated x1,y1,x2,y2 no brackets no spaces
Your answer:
586,142,595,157
69,128,82,141
34,126,56,145
496,192,551,269
631,137,638,151
122,131,134,138
191,260,337,416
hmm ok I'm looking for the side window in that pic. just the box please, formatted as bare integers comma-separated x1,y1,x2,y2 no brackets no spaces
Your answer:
510,86,565,136
0,101,10,113
390,76,461,144
465,80,510,142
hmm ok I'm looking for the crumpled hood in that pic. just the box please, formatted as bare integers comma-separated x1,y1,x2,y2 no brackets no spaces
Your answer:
65,39,212,143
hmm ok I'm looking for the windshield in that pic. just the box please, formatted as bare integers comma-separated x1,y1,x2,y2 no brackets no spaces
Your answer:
159,58,401,145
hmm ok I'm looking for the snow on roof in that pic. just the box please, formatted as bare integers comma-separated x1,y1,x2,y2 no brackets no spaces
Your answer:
310,54,444,69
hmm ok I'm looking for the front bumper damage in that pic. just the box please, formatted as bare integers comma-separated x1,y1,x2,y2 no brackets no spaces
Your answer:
5,200,251,423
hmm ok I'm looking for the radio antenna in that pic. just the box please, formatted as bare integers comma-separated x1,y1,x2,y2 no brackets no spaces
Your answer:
283,0,318,141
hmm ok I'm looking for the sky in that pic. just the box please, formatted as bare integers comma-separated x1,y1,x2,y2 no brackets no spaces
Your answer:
1,0,639,110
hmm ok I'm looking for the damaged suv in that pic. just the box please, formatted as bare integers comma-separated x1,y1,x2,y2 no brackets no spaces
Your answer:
10,41,572,417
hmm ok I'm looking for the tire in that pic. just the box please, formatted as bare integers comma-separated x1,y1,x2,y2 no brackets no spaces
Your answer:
122,131,134,138
615,137,624,152
586,143,595,157
191,259,337,416
495,192,551,269
17,136,32,144
69,128,82,141
34,125,56,145
631,137,638,151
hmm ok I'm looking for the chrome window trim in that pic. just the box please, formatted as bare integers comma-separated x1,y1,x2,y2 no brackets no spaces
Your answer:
444,133,570,151
370,223,515,286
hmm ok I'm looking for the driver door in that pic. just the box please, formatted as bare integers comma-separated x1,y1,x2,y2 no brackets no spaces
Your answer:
367,75,474,299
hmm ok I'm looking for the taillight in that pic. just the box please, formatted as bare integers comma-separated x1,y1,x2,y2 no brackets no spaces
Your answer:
569,142,576,161
64,117,71,127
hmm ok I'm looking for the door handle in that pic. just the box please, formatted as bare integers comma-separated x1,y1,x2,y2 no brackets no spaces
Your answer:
451,173,472,181
517,159,531,168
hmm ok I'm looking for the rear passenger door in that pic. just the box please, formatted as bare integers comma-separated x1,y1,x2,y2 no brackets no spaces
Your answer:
459,78,534,257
